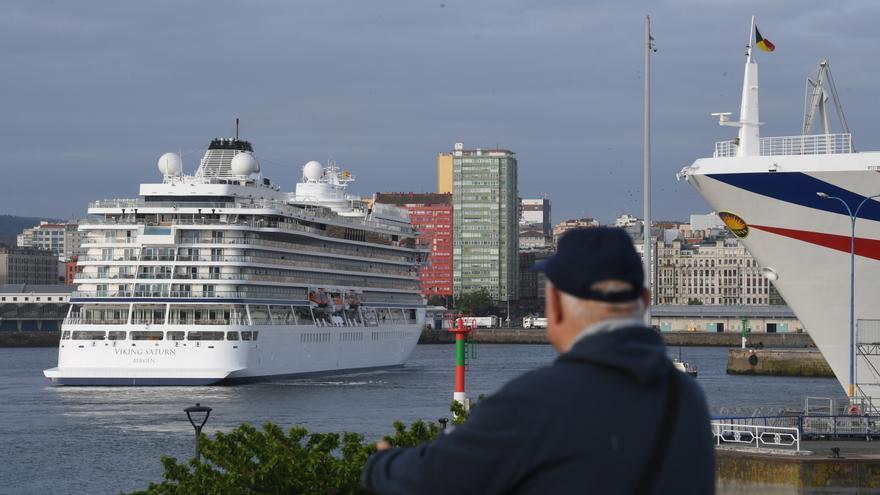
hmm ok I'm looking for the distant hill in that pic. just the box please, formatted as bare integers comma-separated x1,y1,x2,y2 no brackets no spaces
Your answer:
0,215,64,247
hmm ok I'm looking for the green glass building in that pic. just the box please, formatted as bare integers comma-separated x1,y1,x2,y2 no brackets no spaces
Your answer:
451,142,519,304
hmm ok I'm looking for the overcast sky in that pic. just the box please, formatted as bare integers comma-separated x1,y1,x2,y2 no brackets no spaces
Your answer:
3,0,879,224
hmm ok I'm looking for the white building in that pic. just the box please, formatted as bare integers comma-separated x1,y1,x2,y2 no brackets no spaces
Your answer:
689,212,725,232
17,221,87,261
553,218,599,245
655,238,771,306
520,198,551,234
614,214,640,228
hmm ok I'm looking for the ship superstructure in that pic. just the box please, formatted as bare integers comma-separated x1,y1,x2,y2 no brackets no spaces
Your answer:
679,20,880,406
44,134,426,385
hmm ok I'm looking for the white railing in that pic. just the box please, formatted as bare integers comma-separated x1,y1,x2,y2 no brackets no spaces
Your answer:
713,133,853,158
712,422,800,452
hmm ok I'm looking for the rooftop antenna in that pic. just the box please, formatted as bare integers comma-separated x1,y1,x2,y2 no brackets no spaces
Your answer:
235,118,240,140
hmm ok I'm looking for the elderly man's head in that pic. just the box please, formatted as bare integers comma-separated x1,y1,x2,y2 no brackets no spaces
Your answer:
534,227,649,352
545,280,648,352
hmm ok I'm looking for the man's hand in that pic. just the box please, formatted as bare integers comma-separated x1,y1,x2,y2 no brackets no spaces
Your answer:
376,440,392,451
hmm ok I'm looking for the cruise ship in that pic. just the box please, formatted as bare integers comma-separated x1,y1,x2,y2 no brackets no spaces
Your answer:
678,21,880,405
44,132,426,385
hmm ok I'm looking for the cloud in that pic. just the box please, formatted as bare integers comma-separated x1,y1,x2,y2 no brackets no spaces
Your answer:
2,0,878,222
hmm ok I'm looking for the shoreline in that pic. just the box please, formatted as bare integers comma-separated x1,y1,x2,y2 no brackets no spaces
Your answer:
0,329,816,349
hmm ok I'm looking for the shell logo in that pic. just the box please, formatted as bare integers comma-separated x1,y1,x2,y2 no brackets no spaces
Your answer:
718,211,749,238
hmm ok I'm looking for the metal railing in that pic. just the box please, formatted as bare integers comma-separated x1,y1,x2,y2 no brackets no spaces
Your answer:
713,133,853,158
86,198,416,235
712,421,801,451
712,414,880,441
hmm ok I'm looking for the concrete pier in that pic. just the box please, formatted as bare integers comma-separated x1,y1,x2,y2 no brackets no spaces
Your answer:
727,349,834,378
717,442,880,494
0,331,59,347
420,329,816,348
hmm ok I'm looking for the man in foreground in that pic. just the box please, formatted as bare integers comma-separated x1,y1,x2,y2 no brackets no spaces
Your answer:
362,227,715,494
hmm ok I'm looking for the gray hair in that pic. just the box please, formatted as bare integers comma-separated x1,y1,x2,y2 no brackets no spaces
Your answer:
559,280,645,321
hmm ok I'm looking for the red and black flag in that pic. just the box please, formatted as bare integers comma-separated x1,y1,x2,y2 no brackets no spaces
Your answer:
755,26,775,52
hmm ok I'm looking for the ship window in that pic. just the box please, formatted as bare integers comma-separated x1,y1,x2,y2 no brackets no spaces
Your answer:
241,331,252,341
72,331,106,340
249,306,270,325
294,307,314,325
226,331,239,341
107,331,127,341
131,331,164,341
270,305,294,324
61,331,71,340
167,331,185,341
187,331,224,341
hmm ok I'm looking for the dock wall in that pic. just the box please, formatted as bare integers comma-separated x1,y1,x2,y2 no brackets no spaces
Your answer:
727,349,834,377
420,329,816,347
0,331,60,347
716,449,880,493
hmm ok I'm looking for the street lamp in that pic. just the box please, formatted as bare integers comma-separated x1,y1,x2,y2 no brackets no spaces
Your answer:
816,191,880,402
184,403,212,462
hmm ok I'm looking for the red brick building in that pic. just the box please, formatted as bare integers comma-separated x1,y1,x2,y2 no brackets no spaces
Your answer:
374,193,453,297
65,256,81,285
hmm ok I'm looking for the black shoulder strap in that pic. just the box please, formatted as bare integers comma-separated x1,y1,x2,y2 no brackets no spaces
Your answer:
634,367,681,495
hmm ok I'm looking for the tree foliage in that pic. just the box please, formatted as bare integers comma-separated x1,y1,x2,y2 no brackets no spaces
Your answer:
128,402,475,495
454,289,498,316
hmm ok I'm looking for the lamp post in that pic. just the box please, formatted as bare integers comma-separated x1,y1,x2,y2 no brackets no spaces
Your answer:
184,403,212,462
816,191,880,402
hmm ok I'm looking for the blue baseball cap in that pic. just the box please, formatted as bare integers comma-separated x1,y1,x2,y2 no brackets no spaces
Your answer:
535,227,645,302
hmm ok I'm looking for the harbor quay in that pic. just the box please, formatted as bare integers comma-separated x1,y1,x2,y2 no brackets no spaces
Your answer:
716,443,880,494
420,327,816,347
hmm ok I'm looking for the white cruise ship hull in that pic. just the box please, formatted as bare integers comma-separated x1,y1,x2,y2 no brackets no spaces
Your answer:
683,156,880,400
44,322,422,386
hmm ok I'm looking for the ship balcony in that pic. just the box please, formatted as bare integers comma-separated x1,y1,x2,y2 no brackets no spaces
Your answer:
713,133,853,158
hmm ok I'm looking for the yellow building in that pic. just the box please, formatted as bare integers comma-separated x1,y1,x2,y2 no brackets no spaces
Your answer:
437,152,453,194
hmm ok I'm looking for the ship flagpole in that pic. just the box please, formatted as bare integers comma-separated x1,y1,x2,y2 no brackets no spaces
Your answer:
737,15,761,156
643,15,655,325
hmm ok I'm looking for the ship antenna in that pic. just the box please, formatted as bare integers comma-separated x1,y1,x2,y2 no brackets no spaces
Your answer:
235,118,240,140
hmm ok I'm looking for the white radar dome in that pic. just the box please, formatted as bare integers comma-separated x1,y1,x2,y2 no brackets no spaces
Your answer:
231,152,259,175
157,152,182,176
303,161,323,181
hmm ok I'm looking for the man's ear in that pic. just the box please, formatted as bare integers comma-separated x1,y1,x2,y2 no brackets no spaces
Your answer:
641,288,650,308
546,283,562,325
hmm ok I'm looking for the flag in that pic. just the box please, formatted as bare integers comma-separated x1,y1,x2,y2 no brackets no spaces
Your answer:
755,26,775,52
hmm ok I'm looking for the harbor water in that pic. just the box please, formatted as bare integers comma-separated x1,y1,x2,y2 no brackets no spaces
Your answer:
1,345,846,495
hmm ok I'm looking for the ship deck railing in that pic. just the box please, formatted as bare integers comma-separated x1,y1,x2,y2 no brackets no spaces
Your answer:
75,273,419,290
713,133,853,158
79,217,420,248
82,237,420,262
76,245,415,265
75,258,415,280
87,197,415,235
70,287,419,300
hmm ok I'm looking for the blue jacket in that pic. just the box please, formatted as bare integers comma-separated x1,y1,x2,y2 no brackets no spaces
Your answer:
362,325,715,494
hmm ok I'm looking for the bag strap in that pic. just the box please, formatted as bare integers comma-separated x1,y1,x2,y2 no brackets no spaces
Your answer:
634,367,681,495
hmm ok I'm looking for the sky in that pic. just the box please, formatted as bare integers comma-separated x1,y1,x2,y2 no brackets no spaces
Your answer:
3,0,879,224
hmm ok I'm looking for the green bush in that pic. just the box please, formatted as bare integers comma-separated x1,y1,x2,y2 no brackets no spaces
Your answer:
128,403,472,495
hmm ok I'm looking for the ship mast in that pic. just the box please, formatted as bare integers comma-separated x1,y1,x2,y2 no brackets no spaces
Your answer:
713,17,763,156
736,15,761,157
